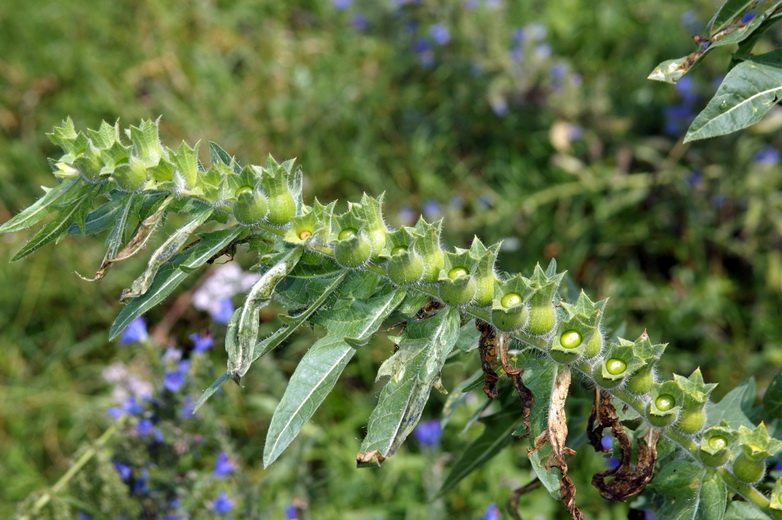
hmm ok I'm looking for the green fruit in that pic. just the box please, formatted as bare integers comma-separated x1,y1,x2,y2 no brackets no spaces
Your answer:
676,406,706,435
584,331,603,359
112,157,148,192
334,233,372,268
525,304,557,336
492,305,529,332
592,361,624,389
391,246,407,256
473,275,495,307
605,358,627,376
732,453,766,483
559,330,582,349
267,189,296,226
624,364,653,395
232,188,269,225
439,276,477,306
339,228,357,240
420,248,445,283
501,293,522,308
386,251,424,286
700,448,730,468
655,394,675,412
708,436,728,451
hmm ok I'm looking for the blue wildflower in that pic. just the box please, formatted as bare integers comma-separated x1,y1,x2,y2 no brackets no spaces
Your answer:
166,516,183,520
190,332,214,353
119,317,148,345
397,206,417,226
429,23,450,45
485,502,501,520
164,369,186,393
712,194,728,208
490,97,508,117
753,145,780,166
422,200,441,220
687,170,702,187
211,298,235,325
211,491,235,515
285,504,298,520
113,461,132,482
351,14,369,31
511,27,525,44
528,22,547,41
510,46,523,63
333,0,351,10
107,396,146,419
77,512,91,520
535,42,552,59
412,39,434,68
180,395,195,418
214,451,236,477
414,420,442,448
601,435,613,451
132,469,148,495
137,418,154,436
742,10,756,23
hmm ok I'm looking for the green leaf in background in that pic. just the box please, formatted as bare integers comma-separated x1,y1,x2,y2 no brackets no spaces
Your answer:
709,0,756,37
685,51,782,142
359,307,461,459
11,184,98,261
763,368,782,422
0,178,81,234
438,409,521,496
263,283,406,467
706,377,758,429
651,461,727,520
109,227,245,339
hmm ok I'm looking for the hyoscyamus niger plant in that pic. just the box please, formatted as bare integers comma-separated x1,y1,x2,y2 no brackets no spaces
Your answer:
3,118,782,520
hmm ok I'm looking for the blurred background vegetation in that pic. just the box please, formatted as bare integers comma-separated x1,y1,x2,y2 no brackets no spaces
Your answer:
2,0,782,518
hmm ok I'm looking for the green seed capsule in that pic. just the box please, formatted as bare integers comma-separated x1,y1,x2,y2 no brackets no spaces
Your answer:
267,190,296,226
560,330,582,349
492,305,529,332
655,394,676,412
386,251,424,286
334,233,372,268
501,293,522,308
391,246,407,256
232,189,269,225
339,228,357,240
732,453,766,483
448,267,469,279
525,304,557,336
439,276,477,306
605,358,627,376
708,436,728,451
677,407,706,434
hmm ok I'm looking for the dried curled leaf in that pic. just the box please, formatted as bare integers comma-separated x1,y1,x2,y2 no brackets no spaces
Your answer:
589,389,660,502
527,366,582,520
499,334,533,437
477,319,500,400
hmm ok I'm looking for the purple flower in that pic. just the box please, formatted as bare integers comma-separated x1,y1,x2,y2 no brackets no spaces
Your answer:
180,395,195,418
429,23,450,46
397,207,417,226
742,10,756,23
484,502,501,520
351,14,369,31
137,418,154,436
601,435,613,451
190,332,214,353
511,27,525,44
210,491,235,515
535,43,552,59
753,145,780,166
528,22,547,41
607,456,621,469
422,200,441,220
510,46,523,63
113,461,132,482
687,170,703,187
119,317,148,345
333,0,351,10
414,420,442,448
132,469,148,495
490,97,508,117
214,451,236,477
77,512,91,520
211,298,235,325
107,396,146,419
164,370,186,393
285,505,298,520
166,516,183,520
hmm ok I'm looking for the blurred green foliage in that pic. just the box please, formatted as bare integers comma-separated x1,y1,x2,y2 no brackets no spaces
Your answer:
3,0,782,518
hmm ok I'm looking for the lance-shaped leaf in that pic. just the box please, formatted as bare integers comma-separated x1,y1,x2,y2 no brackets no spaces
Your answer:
11,184,99,261
358,307,460,462
685,51,782,142
263,283,406,467
438,409,521,496
229,247,303,383
0,178,82,234
109,227,245,339
120,207,214,301
650,462,727,520
251,271,348,362
208,141,242,174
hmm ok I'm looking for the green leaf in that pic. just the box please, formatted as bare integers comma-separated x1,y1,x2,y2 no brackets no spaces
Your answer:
193,372,231,413
263,335,356,467
0,178,81,234
455,319,481,352
109,227,244,339
103,193,140,260
651,462,726,520
438,409,520,496
11,185,97,261
359,307,461,458
251,271,348,361
706,377,758,429
685,53,782,142
724,501,774,520
441,369,484,425
263,282,407,466
208,141,241,174
522,351,560,497
764,368,782,422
